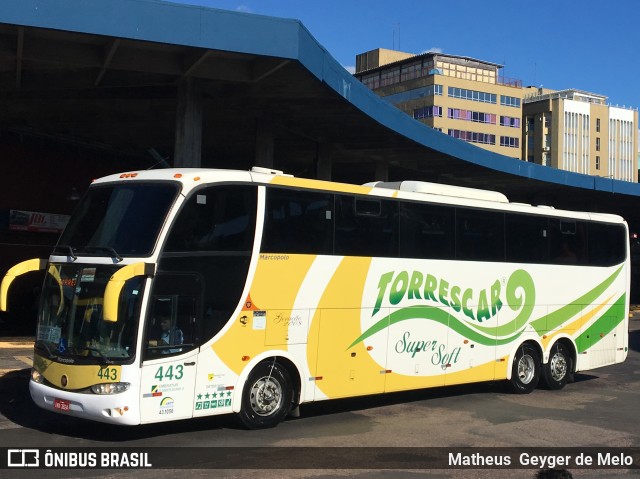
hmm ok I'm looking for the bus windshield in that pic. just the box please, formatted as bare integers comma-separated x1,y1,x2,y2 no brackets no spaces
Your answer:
56,182,179,258
36,263,144,362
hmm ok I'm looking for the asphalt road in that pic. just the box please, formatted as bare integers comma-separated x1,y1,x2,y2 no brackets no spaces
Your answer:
1,318,640,479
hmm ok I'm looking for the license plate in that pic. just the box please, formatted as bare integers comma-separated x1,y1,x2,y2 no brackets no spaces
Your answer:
53,398,71,411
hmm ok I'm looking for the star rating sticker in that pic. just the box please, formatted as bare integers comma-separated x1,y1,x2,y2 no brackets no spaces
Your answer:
205,393,210,399
212,392,218,398
197,393,202,400
226,391,232,397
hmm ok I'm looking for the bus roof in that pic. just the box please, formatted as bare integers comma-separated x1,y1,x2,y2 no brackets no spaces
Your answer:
92,167,626,224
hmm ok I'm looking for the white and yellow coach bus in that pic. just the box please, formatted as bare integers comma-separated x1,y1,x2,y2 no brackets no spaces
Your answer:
0,167,630,428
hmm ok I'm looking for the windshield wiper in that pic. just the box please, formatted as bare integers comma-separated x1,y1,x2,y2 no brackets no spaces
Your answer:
83,246,123,263
83,346,114,365
35,340,58,360
55,244,77,261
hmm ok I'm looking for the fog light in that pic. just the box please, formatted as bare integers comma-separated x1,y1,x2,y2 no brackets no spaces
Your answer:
30,368,43,384
91,383,130,395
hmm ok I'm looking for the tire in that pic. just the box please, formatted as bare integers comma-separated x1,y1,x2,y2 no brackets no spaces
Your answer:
509,343,540,394
542,342,572,390
238,360,293,429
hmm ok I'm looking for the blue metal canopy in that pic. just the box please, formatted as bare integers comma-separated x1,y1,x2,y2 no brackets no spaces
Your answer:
1,0,638,199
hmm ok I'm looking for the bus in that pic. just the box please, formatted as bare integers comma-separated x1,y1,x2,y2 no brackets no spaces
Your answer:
0,166,630,428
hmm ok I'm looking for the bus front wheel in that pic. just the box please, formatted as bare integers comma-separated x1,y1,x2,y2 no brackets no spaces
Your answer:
509,344,540,394
238,360,293,429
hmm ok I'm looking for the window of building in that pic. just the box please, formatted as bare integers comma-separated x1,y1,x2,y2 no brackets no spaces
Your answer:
414,105,443,119
380,68,400,87
500,136,520,148
596,118,601,133
361,73,380,90
596,137,601,151
401,61,422,82
596,156,600,170
447,87,496,104
448,108,496,124
527,116,535,131
500,95,521,108
448,129,496,145
500,116,520,128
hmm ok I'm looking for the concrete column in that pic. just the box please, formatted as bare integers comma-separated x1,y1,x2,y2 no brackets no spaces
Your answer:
316,143,332,180
375,162,389,181
174,78,203,168
255,118,274,168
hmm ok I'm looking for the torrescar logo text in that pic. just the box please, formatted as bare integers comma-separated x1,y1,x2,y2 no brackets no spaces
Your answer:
373,269,535,323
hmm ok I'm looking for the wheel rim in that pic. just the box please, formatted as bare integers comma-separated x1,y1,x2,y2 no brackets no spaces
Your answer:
249,376,283,417
549,351,567,382
517,354,536,384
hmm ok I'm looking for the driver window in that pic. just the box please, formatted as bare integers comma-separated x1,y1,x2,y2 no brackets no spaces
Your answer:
144,273,200,358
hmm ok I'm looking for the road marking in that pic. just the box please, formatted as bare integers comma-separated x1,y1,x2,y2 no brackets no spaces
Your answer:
0,418,21,430
0,342,33,349
15,356,32,367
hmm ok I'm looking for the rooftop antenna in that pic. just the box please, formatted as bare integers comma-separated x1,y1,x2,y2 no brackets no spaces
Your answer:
393,23,400,50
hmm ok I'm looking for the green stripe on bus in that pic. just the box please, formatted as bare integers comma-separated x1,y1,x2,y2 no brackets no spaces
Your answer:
575,294,626,354
530,265,622,335
349,266,624,350
348,305,522,349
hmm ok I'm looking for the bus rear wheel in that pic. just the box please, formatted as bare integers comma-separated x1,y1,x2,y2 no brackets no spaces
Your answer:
238,360,293,429
542,342,572,390
509,344,540,394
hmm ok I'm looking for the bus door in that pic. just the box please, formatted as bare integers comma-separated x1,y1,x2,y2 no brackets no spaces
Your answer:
139,273,200,423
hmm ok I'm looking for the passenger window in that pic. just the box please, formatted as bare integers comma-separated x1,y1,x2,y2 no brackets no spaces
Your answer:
505,214,549,264
335,195,398,257
400,202,454,259
164,185,257,253
549,219,587,265
456,209,504,261
261,187,333,255
588,222,625,266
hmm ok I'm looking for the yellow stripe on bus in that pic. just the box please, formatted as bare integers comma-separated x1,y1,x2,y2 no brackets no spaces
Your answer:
270,176,374,196
540,296,614,350
212,254,317,375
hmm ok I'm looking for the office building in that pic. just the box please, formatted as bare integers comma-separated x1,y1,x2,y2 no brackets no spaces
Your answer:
523,88,638,182
355,48,525,158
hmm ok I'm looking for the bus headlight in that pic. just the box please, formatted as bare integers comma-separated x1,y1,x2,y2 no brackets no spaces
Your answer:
91,383,130,395
31,368,43,384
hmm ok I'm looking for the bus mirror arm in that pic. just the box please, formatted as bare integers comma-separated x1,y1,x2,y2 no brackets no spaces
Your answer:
0,258,47,312
103,262,155,323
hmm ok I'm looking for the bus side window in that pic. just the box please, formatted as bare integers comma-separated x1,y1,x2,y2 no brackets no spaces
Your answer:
400,202,454,259
588,222,626,266
335,195,398,258
164,185,256,253
455,209,504,262
549,219,587,265
505,214,549,264
262,187,333,255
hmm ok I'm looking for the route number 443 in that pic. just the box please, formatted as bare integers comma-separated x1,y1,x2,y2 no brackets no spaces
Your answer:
155,365,184,381
97,367,118,381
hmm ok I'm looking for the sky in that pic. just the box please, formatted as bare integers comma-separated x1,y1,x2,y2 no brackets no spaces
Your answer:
165,0,640,111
